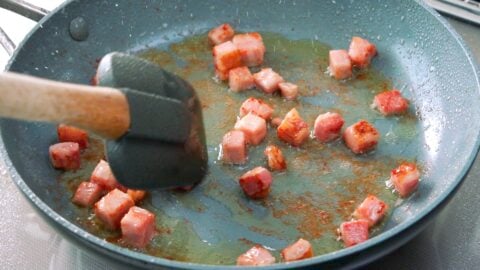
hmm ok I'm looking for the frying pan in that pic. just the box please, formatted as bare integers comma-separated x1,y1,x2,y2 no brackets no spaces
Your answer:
1,0,479,269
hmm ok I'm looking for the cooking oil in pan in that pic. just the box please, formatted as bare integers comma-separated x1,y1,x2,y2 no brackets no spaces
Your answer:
60,32,419,265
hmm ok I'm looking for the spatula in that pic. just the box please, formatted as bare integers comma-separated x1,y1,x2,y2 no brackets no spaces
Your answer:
0,52,208,189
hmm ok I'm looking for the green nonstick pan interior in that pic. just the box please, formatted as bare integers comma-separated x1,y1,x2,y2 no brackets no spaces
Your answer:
1,0,479,269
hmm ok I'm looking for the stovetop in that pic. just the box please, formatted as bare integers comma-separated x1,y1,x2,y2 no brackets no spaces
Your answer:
1,1,479,269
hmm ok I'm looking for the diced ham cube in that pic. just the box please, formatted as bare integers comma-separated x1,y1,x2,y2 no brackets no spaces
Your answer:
221,130,247,164
270,117,283,127
343,120,380,154
228,66,255,92
373,90,409,116
239,167,272,199
253,68,285,94
57,124,89,149
390,162,420,197
264,145,286,171
348,36,377,68
232,32,266,67
127,189,147,204
279,82,299,100
329,50,353,80
234,113,267,145
236,245,276,266
281,238,313,262
90,160,125,192
208,23,235,45
314,112,345,143
72,181,104,207
213,41,243,80
352,195,388,227
340,220,370,247
277,108,309,147
49,142,81,170
120,206,155,248
239,97,273,120
94,189,134,230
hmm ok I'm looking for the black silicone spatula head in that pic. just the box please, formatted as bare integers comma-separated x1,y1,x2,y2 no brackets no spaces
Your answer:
96,52,208,189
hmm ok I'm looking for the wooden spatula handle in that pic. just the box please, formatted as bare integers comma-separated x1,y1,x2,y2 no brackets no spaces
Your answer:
0,72,130,139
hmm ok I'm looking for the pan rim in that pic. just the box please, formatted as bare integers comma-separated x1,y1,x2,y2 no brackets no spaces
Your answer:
2,0,479,268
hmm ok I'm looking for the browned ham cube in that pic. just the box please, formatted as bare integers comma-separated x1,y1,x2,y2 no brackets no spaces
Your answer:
208,23,235,46
348,36,377,68
277,108,309,147
49,142,80,170
228,66,255,92
72,181,103,207
264,145,286,171
221,130,247,164
94,189,134,230
239,167,272,199
391,162,420,197
232,32,266,67
90,160,125,192
314,112,345,143
57,124,89,149
236,245,276,266
329,50,353,80
340,219,369,247
353,195,388,227
343,120,380,154
234,113,267,145
281,238,313,262
239,97,273,120
213,41,243,80
278,82,299,100
120,206,155,248
373,90,409,116
253,68,284,94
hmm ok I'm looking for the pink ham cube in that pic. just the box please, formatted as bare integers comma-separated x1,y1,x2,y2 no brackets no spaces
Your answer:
120,206,155,248
232,32,266,67
239,167,272,199
264,145,286,171
49,142,80,170
279,82,299,100
234,113,267,145
239,97,273,120
72,181,104,207
57,124,89,149
373,90,409,116
221,130,247,164
340,219,370,247
314,112,345,143
213,41,243,80
126,189,147,204
237,245,276,266
348,36,377,68
208,23,235,46
253,68,284,94
94,189,134,230
277,108,309,147
270,117,283,127
228,66,255,92
343,120,380,154
390,162,420,197
353,195,388,227
90,160,125,192
329,50,353,80
281,238,314,262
